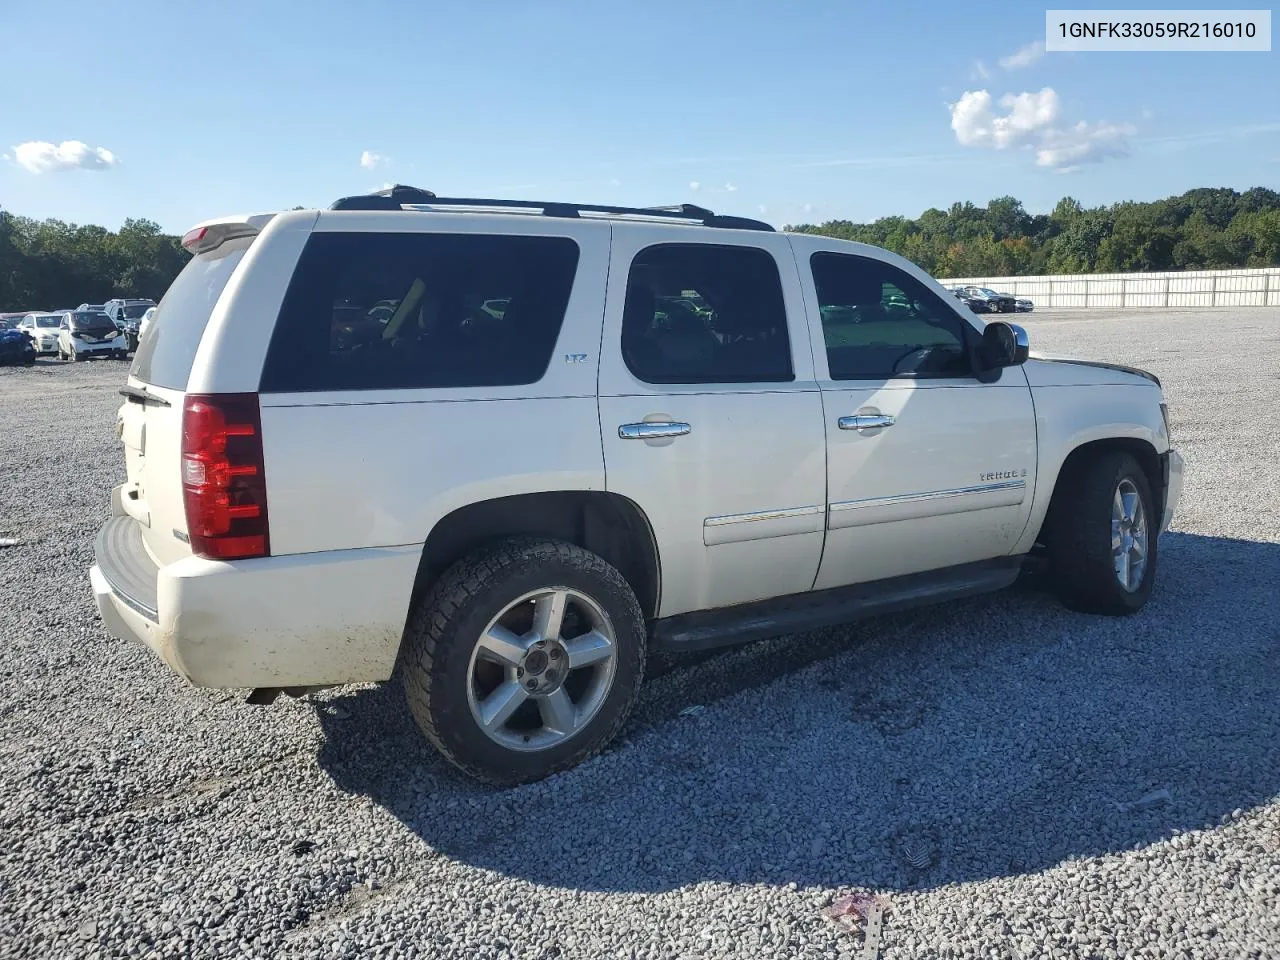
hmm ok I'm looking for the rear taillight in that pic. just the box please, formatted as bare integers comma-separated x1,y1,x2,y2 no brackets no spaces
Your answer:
181,393,270,560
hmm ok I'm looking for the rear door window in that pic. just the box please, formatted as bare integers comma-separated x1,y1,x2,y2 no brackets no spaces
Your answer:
131,238,248,389
259,232,580,393
620,243,793,384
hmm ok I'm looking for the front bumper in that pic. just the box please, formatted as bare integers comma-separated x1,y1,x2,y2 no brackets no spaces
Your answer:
71,339,124,356
34,340,59,354
90,509,421,688
1161,448,1184,533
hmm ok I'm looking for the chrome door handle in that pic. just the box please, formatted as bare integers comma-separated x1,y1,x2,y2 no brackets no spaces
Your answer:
619,421,691,440
838,414,896,431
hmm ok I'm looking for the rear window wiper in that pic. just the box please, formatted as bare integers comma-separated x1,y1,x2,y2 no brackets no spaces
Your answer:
119,384,171,408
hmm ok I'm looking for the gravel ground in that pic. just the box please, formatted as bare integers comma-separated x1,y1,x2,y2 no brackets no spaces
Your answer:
1,308,1278,960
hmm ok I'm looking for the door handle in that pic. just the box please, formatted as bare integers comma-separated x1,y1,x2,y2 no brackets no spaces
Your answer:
838,414,896,431
619,421,691,440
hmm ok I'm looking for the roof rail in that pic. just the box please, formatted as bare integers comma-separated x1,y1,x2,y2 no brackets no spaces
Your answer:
328,185,775,232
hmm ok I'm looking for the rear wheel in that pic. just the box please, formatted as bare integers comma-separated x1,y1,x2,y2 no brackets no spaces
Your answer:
1047,452,1157,615
401,537,647,785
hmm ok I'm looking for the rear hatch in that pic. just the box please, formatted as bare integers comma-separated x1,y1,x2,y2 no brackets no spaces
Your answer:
119,225,262,568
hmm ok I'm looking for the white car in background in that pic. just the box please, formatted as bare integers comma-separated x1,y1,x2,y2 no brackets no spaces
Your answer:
57,310,129,361
138,306,157,343
17,313,64,355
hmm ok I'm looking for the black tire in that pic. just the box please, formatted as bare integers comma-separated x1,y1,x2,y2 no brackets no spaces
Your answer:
401,537,647,785
1046,452,1158,615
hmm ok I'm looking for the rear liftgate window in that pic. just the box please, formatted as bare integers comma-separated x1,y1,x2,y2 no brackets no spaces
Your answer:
131,237,251,390
259,233,581,392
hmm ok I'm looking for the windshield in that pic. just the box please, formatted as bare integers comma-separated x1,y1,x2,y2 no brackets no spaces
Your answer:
978,288,1000,296
35,316,61,328
121,303,153,319
70,312,117,332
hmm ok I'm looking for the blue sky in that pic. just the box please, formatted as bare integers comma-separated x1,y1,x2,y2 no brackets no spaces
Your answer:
2,0,1277,233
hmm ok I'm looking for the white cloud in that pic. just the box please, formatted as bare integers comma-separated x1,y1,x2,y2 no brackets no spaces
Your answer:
1036,121,1137,170
1000,41,1044,70
951,89,1061,148
608,178,620,187
689,180,701,191
360,150,386,170
971,60,990,81
12,140,117,173
757,204,768,214
802,202,814,213
949,87,1133,169
724,182,738,192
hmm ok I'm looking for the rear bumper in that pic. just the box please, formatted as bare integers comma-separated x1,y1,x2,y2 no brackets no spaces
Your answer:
1161,448,1185,533
91,514,421,688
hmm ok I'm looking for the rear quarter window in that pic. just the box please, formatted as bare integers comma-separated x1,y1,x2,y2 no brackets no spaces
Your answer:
130,239,247,390
258,232,580,393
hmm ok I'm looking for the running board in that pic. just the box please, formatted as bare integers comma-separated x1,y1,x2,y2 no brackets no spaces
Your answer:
650,557,1025,652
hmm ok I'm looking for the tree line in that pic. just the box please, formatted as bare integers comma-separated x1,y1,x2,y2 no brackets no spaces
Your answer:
0,210,189,311
787,186,1280,278
3,185,1279,310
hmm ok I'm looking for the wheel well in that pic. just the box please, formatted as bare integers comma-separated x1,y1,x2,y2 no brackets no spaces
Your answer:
1035,438,1164,548
413,492,661,619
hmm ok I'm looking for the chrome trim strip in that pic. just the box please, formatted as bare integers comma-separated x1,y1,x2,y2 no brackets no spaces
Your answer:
705,504,825,527
829,479,1026,513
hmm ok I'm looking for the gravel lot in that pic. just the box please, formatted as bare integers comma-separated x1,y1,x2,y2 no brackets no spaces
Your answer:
2,307,1278,960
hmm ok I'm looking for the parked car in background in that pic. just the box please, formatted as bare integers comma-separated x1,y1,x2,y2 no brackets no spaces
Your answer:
103,299,156,352
0,325,37,365
1016,298,1034,312
137,306,157,344
57,310,128,361
948,287,992,313
17,314,65,355
957,286,1018,313
104,298,156,326
77,303,107,314
0,311,35,326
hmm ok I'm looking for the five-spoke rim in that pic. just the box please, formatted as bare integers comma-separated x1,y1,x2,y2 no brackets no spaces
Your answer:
466,587,617,752
1112,478,1148,592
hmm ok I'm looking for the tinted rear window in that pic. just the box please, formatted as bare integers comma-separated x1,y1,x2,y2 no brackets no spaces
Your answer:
130,239,248,390
259,232,580,393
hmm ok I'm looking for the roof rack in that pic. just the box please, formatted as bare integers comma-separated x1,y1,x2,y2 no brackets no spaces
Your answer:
328,185,775,232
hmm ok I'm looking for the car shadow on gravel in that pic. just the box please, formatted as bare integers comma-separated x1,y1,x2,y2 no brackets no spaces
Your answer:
314,531,1280,894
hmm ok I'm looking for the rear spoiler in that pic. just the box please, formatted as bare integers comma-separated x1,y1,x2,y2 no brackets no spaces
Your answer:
181,213,277,255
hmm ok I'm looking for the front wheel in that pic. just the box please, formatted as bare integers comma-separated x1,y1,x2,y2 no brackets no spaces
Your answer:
401,538,647,785
1046,452,1158,615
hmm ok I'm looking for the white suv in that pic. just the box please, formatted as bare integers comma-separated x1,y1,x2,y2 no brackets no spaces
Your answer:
90,186,1184,785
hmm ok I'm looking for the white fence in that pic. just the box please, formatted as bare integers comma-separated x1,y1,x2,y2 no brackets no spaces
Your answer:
938,267,1280,308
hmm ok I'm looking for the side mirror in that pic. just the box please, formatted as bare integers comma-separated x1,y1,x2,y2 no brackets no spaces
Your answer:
980,321,1029,369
